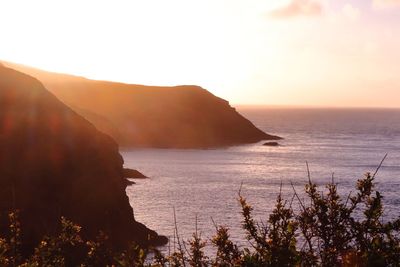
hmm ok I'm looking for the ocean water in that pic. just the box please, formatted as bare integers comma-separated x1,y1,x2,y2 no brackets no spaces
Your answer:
122,108,400,251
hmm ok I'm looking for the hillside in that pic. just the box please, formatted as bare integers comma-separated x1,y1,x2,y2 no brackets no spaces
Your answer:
2,61,281,148
0,64,166,253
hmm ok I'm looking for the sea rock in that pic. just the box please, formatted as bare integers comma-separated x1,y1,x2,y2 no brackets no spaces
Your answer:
123,168,148,179
125,179,136,186
0,65,167,253
263,142,280,146
2,61,282,148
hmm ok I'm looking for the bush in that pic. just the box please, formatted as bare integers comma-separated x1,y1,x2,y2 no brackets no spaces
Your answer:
0,167,399,266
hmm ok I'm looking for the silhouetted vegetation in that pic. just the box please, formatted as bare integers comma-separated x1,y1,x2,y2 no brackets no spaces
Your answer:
1,168,400,266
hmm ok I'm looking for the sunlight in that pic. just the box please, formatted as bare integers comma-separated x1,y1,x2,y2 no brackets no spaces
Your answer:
0,0,399,107
0,0,264,97
1,1,400,265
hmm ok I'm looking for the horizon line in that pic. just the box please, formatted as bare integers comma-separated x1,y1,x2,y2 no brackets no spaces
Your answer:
233,104,400,110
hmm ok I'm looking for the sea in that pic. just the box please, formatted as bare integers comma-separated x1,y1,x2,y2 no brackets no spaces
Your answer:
122,107,400,253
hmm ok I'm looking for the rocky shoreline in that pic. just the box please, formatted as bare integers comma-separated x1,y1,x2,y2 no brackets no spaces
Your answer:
0,64,167,254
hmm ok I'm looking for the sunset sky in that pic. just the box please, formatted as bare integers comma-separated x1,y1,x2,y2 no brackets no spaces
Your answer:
0,0,399,107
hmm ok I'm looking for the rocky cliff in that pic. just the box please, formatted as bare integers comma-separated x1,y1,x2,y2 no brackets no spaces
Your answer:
0,65,166,253
2,61,281,148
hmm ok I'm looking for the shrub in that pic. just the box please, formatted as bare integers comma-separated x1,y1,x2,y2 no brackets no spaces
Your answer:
0,166,399,266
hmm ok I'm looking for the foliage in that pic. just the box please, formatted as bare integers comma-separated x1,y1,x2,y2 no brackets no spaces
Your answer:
1,168,400,266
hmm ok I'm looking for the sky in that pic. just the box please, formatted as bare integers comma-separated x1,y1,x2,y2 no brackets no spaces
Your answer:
0,0,399,107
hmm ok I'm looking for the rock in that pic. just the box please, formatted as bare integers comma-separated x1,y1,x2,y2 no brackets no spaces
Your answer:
2,61,282,148
263,142,280,146
125,179,136,186
123,168,148,179
0,65,166,254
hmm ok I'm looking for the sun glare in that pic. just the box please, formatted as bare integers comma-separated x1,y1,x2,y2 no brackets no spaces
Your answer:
0,1,260,97
0,0,399,107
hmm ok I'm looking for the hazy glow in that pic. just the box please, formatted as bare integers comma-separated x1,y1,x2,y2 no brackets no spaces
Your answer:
0,0,399,107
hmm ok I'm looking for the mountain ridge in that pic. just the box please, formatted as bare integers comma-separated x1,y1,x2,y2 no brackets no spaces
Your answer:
2,60,281,148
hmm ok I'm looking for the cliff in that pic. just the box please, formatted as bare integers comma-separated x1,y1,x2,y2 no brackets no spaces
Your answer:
0,65,166,253
2,61,281,148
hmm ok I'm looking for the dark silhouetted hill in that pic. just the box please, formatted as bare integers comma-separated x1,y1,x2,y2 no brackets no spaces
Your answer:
2,61,281,148
0,65,166,253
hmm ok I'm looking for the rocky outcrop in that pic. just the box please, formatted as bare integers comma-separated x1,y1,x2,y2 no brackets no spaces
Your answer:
263,142,280,146
125,179,136,186
2,61,281,148
123,168,148,179
0,65,166,253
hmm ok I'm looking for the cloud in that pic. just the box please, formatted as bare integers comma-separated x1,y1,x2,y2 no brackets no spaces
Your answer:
342,3,360,21
373,0,400,9
269,0,322,18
